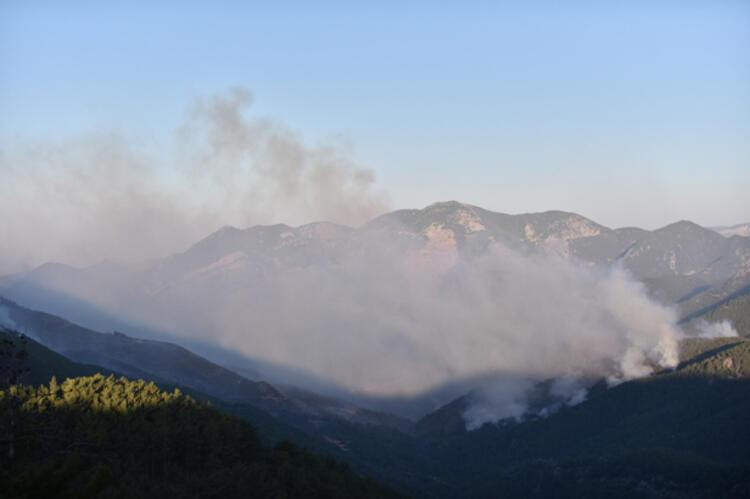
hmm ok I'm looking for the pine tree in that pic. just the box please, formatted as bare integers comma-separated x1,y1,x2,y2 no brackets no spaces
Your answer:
49,376,59,396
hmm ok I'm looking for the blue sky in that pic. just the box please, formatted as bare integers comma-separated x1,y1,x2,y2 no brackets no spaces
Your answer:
1,1,749,228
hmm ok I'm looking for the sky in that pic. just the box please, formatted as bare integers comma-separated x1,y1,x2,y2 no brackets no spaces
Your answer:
1,0,749,230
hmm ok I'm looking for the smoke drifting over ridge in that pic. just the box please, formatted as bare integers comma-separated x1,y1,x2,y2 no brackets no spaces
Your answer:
190,241,682,428
0,87,711,429
695,319,738,339
12,215,685,427
0,87,388,274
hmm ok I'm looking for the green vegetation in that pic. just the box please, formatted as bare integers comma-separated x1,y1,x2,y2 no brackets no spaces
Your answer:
0,327,329,453
4,323,750,497
445,375,750,498
678,337,750,377
405,341,750,497
0,298,287,408
0,374,399,498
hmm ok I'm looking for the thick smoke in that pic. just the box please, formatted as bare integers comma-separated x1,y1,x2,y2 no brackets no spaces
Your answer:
1,87,688,429
0,87,388,274
175,88,388,229
266,243,681,429
59,231,681,427
231,242,678,427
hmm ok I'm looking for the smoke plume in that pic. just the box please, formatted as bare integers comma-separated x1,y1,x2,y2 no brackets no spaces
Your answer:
0,87,388,274
201,241,681,428
694,319,738,339
32,226,682,427
0,88,688,429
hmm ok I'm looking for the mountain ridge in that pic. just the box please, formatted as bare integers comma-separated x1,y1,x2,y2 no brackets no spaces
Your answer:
5,201,748,314
2,201,749,415
0,297,412,433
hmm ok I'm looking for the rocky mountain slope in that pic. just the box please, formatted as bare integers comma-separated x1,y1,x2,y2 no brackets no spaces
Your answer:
4,202,747,322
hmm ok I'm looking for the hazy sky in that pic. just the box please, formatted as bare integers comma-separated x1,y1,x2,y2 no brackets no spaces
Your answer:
1,1,748,229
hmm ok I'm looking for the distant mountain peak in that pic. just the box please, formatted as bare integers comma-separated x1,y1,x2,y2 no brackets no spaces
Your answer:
423,200,471,211
656,220,709,233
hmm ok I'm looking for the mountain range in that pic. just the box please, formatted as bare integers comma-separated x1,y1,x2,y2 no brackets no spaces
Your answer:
4,201,748,316
1,202,749,421
3,198,750,496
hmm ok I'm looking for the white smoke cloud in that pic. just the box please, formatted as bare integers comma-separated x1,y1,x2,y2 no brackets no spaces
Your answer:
694,319,738,339
0,87,388,275
63,232,679,428
463,378,535,430
1,205,683,427
0,87,686,430
440,251,681,429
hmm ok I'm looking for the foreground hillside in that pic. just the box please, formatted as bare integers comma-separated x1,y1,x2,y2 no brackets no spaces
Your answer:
0,327,331,449
409,338,750,498
425,377,750,498
4,325,750,497
0,328,107,385
0,297,411,431
0,373,399,499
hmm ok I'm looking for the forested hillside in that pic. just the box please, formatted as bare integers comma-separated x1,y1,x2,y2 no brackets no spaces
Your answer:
407,338,750,497
0,329,108,386
0,374,399,498
4,327,750,497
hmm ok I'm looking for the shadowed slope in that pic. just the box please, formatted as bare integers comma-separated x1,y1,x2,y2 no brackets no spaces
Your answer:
0,375,400,499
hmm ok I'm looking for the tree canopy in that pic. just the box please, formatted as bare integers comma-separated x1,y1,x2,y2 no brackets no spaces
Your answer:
0,374,399,498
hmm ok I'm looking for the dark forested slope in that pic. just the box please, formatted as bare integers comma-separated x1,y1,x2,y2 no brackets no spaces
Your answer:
0,374,400,499
4,318,750,498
